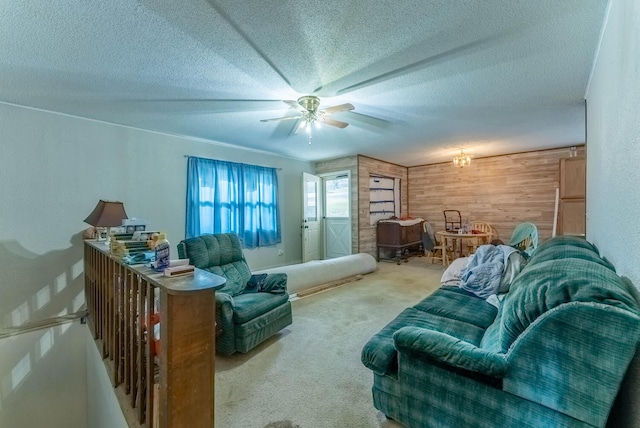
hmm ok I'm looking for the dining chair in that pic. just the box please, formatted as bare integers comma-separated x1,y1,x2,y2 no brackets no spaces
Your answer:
443,210,462,232
422,222,446,265
466,221,496,254
509,222,539,256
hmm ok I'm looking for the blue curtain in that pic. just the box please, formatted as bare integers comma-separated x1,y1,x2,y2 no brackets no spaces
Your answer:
185,157,281,248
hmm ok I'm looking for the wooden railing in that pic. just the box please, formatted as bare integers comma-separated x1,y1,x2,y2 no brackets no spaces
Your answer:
84,240,225,427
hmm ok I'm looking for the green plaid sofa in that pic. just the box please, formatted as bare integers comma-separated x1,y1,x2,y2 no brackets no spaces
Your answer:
362,236,640,427
178,233,292,355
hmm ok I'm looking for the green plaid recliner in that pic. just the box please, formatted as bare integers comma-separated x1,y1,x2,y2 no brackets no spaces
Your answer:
178,233,292,355
362,235,640,427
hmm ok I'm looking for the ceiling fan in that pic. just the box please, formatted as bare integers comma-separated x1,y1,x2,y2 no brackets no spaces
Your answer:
260,95,355,130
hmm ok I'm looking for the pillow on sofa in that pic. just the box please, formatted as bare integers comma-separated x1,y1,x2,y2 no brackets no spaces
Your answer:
498,258,640,352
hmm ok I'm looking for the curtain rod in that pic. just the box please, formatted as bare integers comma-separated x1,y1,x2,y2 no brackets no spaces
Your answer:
184,155,282,170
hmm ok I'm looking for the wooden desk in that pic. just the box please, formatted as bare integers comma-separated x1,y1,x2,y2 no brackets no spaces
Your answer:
437,231,490,265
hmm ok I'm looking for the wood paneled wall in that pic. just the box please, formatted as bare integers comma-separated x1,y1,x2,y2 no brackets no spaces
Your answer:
358,156,408,256
408,146,585,243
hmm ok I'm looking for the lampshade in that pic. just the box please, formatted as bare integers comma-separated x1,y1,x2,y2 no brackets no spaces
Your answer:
84,200,128,227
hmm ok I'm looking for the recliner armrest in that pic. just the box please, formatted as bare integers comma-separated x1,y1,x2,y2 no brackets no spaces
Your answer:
393,326,509,377
216,292,235,323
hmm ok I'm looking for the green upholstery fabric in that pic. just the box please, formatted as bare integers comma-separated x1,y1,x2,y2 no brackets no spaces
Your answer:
362,236,640,428
233,291,289,324
535,234,600,254
509,222,539,255
361,287,495,376
413,286,498,329
177,233,251,296
393,327,509,377
177,233,292,355
499,258,638,352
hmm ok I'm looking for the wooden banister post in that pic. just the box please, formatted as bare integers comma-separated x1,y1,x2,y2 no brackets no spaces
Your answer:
157,270,224,428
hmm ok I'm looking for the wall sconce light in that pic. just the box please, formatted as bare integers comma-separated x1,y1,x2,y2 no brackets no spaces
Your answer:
453,150,471,168
84,200,128,245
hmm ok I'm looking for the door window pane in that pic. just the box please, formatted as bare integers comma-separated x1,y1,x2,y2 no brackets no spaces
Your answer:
305,181,317,221
325,177,349,217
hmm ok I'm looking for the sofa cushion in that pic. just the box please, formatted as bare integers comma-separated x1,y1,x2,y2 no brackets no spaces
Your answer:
499,258,640,352
233,292,290,324
361,303,488,376
413,286,498,329
526,243,615,271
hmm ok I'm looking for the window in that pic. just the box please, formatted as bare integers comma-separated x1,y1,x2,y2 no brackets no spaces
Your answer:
185,156,280,248
325,175,349,218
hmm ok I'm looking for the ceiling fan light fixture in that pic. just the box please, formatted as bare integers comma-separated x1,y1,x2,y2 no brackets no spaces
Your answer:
453,150,471,168
260,95,354,140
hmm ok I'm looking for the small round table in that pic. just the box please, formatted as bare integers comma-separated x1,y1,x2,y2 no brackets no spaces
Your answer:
436,231,490,265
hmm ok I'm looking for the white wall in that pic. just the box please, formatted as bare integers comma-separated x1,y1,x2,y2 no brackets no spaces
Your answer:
586,0,640,287
0,102,312,426
85,329,127,428
0,323,87,428
587,2,640,425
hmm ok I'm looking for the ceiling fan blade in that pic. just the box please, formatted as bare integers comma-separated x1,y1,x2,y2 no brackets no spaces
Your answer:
270,118,301,139
260,115,302,122
320,117,349,129
347,111,391,129
320,103,355,115
283,100,307,113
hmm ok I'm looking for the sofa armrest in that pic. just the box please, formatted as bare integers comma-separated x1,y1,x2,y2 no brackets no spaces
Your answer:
393,326,508,377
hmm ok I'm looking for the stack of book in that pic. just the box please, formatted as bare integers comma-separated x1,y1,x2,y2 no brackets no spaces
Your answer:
110,238,151,258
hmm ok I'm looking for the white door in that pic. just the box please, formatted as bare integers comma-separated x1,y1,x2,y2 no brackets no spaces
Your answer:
323,173,351,259
302,172,321,262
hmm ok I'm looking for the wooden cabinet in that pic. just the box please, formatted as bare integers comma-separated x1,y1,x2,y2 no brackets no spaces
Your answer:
558,158,586,235
376,220,424,263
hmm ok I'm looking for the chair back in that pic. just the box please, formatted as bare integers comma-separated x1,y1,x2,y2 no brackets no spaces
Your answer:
443,210,462,231
509,222,539,256
470,221,495,241
422,221,436,250
177,233,251,296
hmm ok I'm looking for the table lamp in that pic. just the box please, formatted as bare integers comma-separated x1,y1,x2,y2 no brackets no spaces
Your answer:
84,200,128,245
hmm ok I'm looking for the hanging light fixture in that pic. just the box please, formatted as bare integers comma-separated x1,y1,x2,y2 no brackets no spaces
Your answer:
301,112,318,144
453,150,471,168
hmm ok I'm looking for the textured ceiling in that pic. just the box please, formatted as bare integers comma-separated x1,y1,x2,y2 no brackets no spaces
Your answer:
0,0,608,166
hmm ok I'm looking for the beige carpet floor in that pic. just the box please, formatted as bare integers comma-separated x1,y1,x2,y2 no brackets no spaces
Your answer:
215,257,445,428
